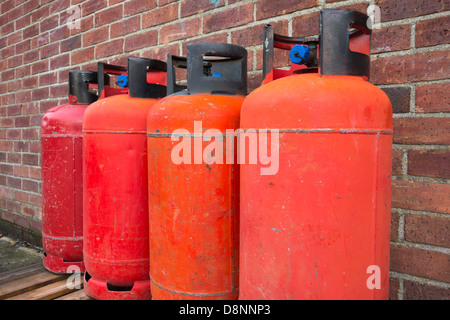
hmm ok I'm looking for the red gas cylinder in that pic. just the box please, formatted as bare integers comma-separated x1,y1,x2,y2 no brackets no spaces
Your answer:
41,62,128,275
239,9,392,300
41,70,98,274
83,57,167,300
147,43,247,300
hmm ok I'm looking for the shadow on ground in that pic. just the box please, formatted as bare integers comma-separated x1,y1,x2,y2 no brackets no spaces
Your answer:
0,235,42,273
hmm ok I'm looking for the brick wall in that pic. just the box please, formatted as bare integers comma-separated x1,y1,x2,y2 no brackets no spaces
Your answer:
0,0,448,299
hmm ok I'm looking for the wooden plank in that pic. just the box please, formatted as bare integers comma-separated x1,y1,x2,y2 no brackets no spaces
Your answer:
0,263,44,285
55,289,92,300
0,270,68,300
6,279,75,300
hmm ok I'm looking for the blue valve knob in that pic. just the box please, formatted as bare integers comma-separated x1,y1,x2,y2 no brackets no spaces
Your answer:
116,74,129,88
212,72,223,77
290,45,311,65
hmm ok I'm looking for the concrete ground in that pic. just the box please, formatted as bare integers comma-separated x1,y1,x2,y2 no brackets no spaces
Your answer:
0,235,43,273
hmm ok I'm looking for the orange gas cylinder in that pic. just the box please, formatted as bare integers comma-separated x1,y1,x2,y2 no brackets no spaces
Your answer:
239,9,392,300
82,57,166,300
147,43,247,300
41,70,98,274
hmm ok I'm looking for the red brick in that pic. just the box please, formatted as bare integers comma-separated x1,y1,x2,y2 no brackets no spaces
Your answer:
160,18,201,44
0,37,7,49
1,21,15,37
1,93,15,106
22,76,39,90
14,141,29,153
16,91,31,104
0,210,15,223
50,84,68,98
83,25,109,47
405,214,450,247
50,54,70,70
142,43,180,62
29,141,41,153
71,47,95,65
82,0,107,16
415,83,450,113
71,16,94,36
393,117,450,145
40,43,59,59
371,51,449,85
403,280,450,300
1,0,15,13
14,116,31,128
22,179,39,193
40,15,59,33
256,0,317,20
7,176,21,189
407,149,450,179
31,33,50,49
14,215,30,229
6,81,21,93
371,24,411,53
6,129,21,140
50,26,70,42
95,39,124,59
392,180,450,214
8,55,23,69
1,44,14,60
15,40,30,54
22,103,40,115
376,0,449,22
23,49,39,64
0,117,14,128
0,163,14,174
39,72,58,86
13,165,29,178
32,87,50,101
124,0,156,17
95,5,123,27
49,0,70,15
6,6,23,22
22,154,39,166
180,0,222,18
124,30,158,52
111,16,140,39
2,70,15,82
30,219,42,233
390,244,449,282
7,30,22,46
23,0,40,12
159,0,177,5
381,86,410,113
31,60,49,75
231,20,288,47
15,14,31,30
142,3,178,28
416,16,450,48
292,12,320,38
29,168,41,181
22,206,38,217
392,149,403,176
391,210,399,242
7,200,21,213
31,5,49,23
22,127,39,140
204,3,253,33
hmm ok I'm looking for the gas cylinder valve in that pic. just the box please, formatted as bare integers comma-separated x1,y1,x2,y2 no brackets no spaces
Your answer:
290,44,311,65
